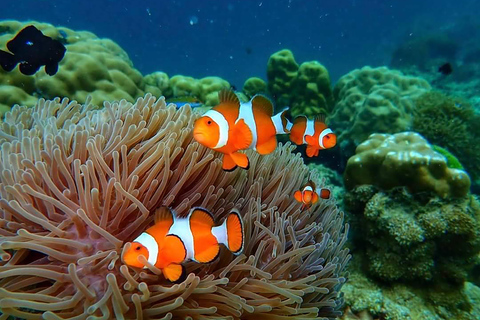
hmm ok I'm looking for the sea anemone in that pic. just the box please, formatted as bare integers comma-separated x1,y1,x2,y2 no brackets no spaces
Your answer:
0,94,349,319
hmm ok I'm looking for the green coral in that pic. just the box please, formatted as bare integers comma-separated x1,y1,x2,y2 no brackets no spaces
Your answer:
266,49,334,117
346,188,480,285
432,145,464,170
242,77,267,98
412,91,480,179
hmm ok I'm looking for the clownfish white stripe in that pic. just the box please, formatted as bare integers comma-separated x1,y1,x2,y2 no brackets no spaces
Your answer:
204,110,229,149
238,101,258,149
303,119,315,144
134,232,159,267
318,128,333,149
272,107,289,134
167,215,195,260
304,186,313,191
211,221,228,247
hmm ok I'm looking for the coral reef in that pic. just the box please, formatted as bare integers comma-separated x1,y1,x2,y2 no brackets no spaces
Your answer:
0,94,349,319
0,20,163,114
412,91,480,180
242,77,267,98
168,75,230,106
266,49,334,118
341,187,480,319
328,66,431,154
344,132,471,198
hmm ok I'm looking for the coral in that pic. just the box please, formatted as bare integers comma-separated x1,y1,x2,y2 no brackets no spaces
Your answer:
242,77,267,98
412,91,480,180
432,145,464,170
341,261,480,320
344,187,480,285
290,61,335,118
267,49,299,107
328,66,431,153
169,75,230,106
143,71,173,98
0,95,349,319
344,132,471,198
266,49,334,117
0,20,162,114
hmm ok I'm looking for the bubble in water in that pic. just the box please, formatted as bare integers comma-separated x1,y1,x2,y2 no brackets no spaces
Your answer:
189,16,198,25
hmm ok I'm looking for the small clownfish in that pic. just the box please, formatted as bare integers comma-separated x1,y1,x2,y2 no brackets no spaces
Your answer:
294,180,331,209
193,89,290,171
122,206,244,283
289,115,336,157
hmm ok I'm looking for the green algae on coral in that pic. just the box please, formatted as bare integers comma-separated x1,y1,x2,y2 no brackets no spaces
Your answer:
432,144,464,170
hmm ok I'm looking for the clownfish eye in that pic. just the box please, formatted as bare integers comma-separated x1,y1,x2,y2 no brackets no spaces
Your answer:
135,246,141,251
207,120,212,125
325,136,330,139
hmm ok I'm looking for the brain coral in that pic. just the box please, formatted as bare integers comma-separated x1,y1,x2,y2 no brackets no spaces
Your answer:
0,95,349,319
0,20,163,115
329,66,431,152
344,132,471,198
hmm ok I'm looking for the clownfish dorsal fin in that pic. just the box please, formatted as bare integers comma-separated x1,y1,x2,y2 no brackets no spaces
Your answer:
154,206,174,224
251,94,274,116
189,207,215,228
306,180,316,190
315,113,326,124
293,115,307,125
219,89,240,108
232,119,253,150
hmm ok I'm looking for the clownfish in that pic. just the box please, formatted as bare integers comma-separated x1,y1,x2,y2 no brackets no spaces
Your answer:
122,206,244,283
193,89,290,171
289,115,336,157
294,180,331,209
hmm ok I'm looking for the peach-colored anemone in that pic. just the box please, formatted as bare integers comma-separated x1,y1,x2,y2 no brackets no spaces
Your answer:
0,94,350,319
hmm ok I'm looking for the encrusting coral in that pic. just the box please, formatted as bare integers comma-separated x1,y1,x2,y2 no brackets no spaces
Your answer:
344,132,471,198
0,94,349,319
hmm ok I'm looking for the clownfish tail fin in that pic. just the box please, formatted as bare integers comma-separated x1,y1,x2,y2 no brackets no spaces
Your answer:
272,107,292,134
214,208,244,255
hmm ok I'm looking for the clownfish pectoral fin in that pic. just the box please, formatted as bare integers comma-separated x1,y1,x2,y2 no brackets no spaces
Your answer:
304,135,316,146
222,154,238,171
306,145,319,158
294,190,303,203
225,209,244,254
163,263,186,283
232,119,253,150
312,192,319,204
230,152,249,170
219,88,240,107
256,136,277,155
251,94,274,116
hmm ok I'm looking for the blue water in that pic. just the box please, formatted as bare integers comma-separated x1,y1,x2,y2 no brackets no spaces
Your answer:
2,0,478,86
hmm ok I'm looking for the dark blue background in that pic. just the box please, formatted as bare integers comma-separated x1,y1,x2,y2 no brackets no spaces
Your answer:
1,0,477,86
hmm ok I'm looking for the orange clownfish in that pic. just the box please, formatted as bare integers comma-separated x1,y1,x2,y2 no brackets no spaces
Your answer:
193,89,290,171
122,206,244,283
294,180,331,209
289,115,336,157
